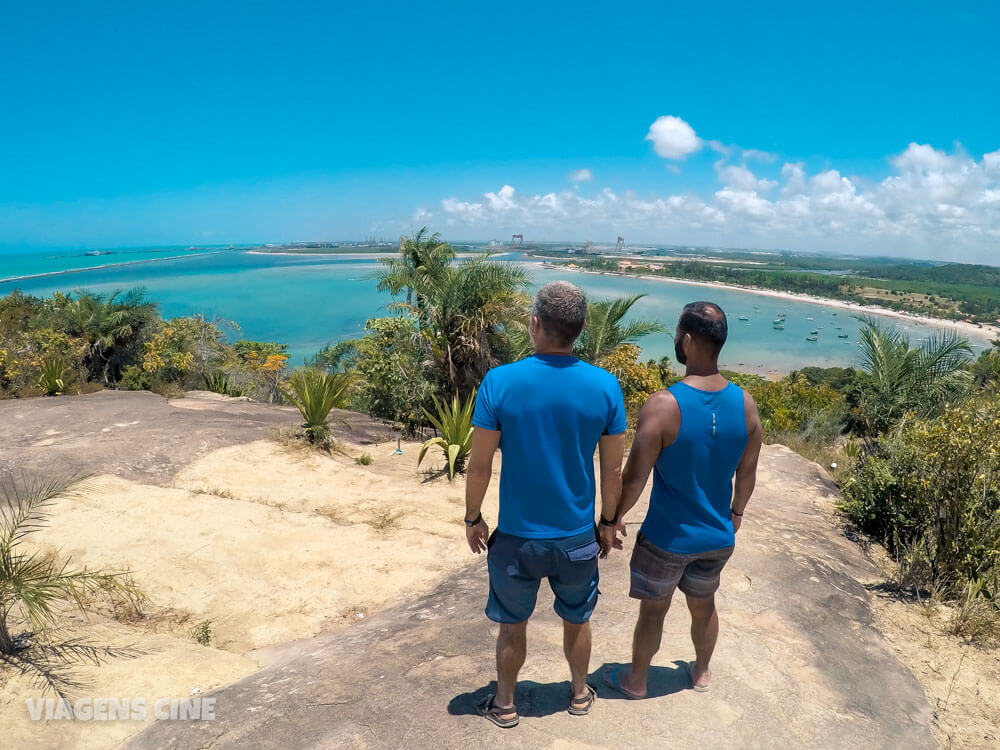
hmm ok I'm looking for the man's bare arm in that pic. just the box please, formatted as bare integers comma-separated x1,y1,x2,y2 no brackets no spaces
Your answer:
618,391,677,523
731,391,763,531
597,432,625,524
464,426,500,553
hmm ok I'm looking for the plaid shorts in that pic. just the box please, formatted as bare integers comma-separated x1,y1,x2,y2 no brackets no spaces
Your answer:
629,532,734,600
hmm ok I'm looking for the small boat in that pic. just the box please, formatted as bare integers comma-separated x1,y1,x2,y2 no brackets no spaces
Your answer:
738,315,750,321
832,312,838,316
773,318,784,324
773,323,785,330
810,329,819,335
806,335,818,342
806,316,814,321
838,333,849,339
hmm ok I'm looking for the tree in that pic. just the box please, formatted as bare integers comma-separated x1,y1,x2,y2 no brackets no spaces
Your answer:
376,228,456,320
855,316,973,436
398,257,530,398
575,294,663,364
49,289,158,384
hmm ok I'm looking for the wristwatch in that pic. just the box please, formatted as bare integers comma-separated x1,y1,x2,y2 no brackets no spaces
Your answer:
464,513,483,527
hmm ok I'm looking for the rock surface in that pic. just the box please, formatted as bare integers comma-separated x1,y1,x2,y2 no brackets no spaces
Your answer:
122,444,936,750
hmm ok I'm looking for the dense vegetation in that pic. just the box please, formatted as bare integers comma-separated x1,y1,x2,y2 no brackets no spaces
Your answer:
0,288,291,403
3,232,999,640
567,255,1000,324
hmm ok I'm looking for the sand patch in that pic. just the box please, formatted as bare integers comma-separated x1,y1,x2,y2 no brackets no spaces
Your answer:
33,456,497,653
0,618,254,750
870,594,1000,749
4,438,501,748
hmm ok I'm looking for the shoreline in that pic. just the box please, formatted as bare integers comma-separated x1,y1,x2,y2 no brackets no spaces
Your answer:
0,250,222,285
247,250,486,259
552,265,999,343
247,250,398,259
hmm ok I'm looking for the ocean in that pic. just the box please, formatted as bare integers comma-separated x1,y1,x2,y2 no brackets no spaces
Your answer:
0,249,992,373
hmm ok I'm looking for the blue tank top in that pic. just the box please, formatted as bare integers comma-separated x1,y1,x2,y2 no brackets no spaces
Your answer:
640,381,749,554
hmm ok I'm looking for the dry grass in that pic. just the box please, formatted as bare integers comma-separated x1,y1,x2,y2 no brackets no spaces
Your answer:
369,510,399,532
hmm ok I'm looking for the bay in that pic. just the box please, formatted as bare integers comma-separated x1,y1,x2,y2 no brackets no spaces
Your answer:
0,249,991,372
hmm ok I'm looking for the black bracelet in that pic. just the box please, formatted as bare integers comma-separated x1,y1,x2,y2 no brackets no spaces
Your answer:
464,513,483,527
731,508,744,517
599,516,618,527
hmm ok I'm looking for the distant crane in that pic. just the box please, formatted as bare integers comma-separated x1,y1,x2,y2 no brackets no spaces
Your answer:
616,236,625,252
512,234,523,246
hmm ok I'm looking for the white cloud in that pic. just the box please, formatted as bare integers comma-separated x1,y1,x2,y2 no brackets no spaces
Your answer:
569,168,593,182
646,115,702,159
741,148,778,163
434,143,1000,261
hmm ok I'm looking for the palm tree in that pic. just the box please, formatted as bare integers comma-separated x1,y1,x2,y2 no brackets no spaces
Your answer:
398,257,529,397
376,228,456,320
0,474,145,700
855,316,973,435
574,294,664,364
54,288,158,384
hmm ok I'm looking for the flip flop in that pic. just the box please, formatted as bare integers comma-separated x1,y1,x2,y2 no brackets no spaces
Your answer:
567,684,597,716
477,693,519,728
604,667,645,700
686,661,711,692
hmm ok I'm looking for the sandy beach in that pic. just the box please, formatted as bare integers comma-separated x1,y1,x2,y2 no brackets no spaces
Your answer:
558,266,1000,343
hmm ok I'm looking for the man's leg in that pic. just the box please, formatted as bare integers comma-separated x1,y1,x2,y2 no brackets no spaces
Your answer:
620,596,671,696
494,621,527,717
685,594,718,689
562,619,591,701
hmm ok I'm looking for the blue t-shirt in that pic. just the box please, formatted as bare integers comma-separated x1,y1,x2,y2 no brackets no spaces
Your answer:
641,381,749,554
473,354,627,539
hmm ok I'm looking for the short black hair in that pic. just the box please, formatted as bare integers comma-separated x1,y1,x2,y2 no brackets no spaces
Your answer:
677,301,728,353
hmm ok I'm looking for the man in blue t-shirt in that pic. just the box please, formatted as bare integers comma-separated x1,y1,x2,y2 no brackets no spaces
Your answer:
464,281,626,728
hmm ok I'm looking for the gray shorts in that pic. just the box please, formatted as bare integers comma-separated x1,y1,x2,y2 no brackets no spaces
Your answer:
629,532,733,600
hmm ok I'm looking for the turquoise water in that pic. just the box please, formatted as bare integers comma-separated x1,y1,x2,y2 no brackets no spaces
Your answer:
0,246,225,282
0,250,992,370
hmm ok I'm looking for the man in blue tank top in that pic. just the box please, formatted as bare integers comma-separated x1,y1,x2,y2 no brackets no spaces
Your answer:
463,281,627,728
601,301,762,698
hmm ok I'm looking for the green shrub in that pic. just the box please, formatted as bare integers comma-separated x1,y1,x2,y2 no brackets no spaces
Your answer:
746,375,847,440
355,453,373,466
350,317,436,434
840,396,1000,597
37,357,72,396
281,368,354,443
203,371,248,397
191,620,213,647
603,344,664,423
418,391,475,480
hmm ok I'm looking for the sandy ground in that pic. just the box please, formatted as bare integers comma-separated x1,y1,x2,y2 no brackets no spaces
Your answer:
1,437,499,749
869,594,1000,749
561,267,1000,343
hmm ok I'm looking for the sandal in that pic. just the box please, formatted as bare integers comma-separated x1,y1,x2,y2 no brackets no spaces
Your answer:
477,693,519,728
686,661,711,692
604,667,645,700
568,684,596,715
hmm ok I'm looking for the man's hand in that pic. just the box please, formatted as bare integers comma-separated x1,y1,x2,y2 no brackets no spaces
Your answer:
466,519,489,553
732,513,742,533
599,521,627,558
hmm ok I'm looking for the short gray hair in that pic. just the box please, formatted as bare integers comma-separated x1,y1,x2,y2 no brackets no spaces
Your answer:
531,281,587,346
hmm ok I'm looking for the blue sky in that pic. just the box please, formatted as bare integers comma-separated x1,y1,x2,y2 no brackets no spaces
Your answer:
1,1,998,261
